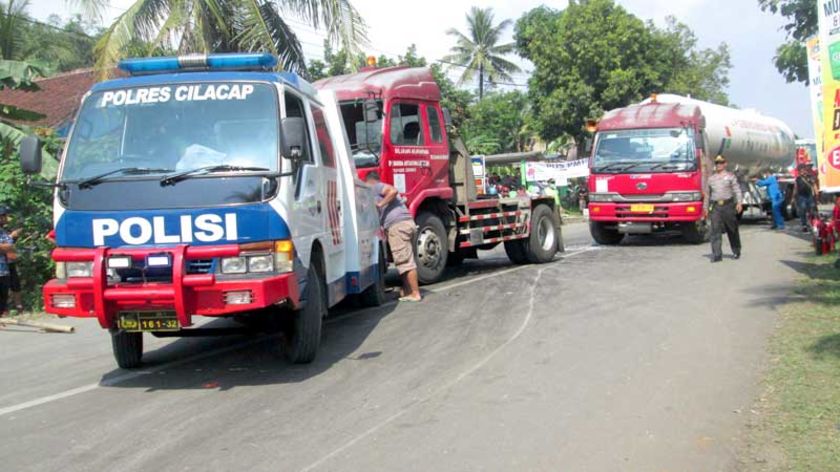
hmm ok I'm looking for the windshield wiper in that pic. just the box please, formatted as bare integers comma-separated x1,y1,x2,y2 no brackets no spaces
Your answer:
76,167,174,189
160,165,270,186
649,163,684,171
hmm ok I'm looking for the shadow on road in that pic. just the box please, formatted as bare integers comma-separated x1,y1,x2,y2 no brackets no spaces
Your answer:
98,298,398,392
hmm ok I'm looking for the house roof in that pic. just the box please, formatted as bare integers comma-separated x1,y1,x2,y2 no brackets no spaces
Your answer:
0,68,112,129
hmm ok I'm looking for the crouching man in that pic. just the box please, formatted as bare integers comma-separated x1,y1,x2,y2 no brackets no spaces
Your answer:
365,172,422,302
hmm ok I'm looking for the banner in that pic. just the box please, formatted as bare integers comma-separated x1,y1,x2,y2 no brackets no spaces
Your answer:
524,159,589,184
817,2,840,192
806,37,825,168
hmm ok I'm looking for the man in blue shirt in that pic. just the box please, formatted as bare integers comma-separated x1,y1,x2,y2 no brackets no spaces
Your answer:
756,171,785,230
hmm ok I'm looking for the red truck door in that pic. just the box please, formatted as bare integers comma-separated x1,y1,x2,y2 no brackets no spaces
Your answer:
384,101,449,207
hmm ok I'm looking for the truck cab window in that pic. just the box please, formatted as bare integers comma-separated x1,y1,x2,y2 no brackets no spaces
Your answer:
389,103,425,146
338,100,382,168
427,105,443,143
284,91,312,163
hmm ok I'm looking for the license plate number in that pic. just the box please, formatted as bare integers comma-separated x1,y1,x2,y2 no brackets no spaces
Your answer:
118,312,179,332
630,204,655,213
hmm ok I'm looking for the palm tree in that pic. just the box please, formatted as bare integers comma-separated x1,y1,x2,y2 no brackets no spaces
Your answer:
443,6,520,99
71,0,367,78
0,0,29,60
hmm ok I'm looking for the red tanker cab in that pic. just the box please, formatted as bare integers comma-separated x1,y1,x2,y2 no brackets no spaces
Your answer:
315,67,451,210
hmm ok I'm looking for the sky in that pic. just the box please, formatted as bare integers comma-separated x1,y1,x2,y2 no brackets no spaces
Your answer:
30,0,813,136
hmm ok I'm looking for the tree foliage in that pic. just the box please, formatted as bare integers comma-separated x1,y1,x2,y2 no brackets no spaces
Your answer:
515,0,731,144
461,91,533,154
758,0,818,84
72,0,368,78
442,6,520,99
0,131,58,310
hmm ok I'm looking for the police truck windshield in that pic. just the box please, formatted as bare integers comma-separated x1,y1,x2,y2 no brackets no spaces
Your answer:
593,128,696,172
62,82,279,182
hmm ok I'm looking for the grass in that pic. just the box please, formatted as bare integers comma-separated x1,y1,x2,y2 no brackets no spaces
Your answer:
743,256,840,471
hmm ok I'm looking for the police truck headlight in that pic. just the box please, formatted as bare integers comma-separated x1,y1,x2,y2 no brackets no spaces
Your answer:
65,261,93,278
221,257,247,274
247,255,274,273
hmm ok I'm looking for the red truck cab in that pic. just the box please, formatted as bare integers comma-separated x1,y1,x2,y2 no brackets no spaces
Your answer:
587,101,709,244
316,66,562,283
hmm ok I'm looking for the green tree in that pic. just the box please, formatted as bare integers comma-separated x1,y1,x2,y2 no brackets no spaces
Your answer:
0,59,45,142
652,17,732,105
0,0,28,60
73,0,368,76
516,0,730,145
461,91,533,154
18,15,100,73
443,6,520,99
758,0,818,84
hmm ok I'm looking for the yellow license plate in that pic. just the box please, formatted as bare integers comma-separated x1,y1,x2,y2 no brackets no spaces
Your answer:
118,312,179,332
630,204,655,213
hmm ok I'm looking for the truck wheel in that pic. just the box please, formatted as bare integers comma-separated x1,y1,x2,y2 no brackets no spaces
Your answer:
111,330,143,369
590,222,624,245
285,262,325,364
525,205,559,263
415,212,448,284
504,240,529,264
360,246,387,307
681,221,708,244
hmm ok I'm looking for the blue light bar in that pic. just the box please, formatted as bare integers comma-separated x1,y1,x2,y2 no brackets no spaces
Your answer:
118,53,278,75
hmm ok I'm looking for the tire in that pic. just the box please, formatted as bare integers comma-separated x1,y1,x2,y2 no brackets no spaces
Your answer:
681,221,708,244
360,246,387,307
111,330,143,369
284,262,325,364
525,205,559,263
589,222,624,245
415,212,448,285
504,240,529,264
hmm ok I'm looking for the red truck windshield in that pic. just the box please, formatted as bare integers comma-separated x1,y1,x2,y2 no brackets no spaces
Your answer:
593,128,696,173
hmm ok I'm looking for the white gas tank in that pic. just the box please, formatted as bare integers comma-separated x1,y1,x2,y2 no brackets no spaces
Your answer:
641,94,795,168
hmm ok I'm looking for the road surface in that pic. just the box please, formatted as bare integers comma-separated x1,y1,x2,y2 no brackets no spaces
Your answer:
0,222,809,471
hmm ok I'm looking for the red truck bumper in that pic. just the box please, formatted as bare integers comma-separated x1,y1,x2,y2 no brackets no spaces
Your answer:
43,246,300,330
588,201,704,223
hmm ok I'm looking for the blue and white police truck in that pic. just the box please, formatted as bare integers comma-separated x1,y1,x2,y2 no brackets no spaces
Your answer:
19,53,387,368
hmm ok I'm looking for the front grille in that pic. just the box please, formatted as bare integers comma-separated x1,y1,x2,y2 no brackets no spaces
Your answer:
615,205,670,219
187,259,214,274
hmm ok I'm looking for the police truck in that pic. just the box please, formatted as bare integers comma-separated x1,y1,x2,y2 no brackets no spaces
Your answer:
19,53,387,368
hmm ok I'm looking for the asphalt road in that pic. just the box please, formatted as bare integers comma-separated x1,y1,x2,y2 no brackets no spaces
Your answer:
0,222,811,471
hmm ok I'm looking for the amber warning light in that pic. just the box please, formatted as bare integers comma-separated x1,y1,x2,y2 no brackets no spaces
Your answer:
585,120,598,133
366,56,377,67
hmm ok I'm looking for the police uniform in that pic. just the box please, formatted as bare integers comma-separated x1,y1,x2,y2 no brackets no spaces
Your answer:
706,156,743,262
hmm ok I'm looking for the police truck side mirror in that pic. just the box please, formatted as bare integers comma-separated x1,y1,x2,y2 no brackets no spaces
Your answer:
281,117,306,161
363,98,379,123
20,135,43,175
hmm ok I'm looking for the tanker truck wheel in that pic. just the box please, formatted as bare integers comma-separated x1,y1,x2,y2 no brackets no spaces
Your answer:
681,221,708,244
590,222,624,245
415,212,448,285
110,330,143,369
525,204,559,263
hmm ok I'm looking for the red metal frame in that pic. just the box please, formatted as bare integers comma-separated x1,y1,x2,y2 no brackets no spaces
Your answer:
43,245,300,329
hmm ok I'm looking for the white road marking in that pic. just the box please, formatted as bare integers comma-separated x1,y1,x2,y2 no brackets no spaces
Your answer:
0,247,596,418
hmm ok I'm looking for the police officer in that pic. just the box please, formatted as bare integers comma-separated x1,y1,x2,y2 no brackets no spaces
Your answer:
705,155,743,262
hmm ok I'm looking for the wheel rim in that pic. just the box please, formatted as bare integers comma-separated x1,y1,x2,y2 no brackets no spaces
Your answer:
537,216,555,251
417,227,443,269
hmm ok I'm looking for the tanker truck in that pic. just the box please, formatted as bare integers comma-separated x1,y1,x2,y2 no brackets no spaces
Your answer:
587,94,796,244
